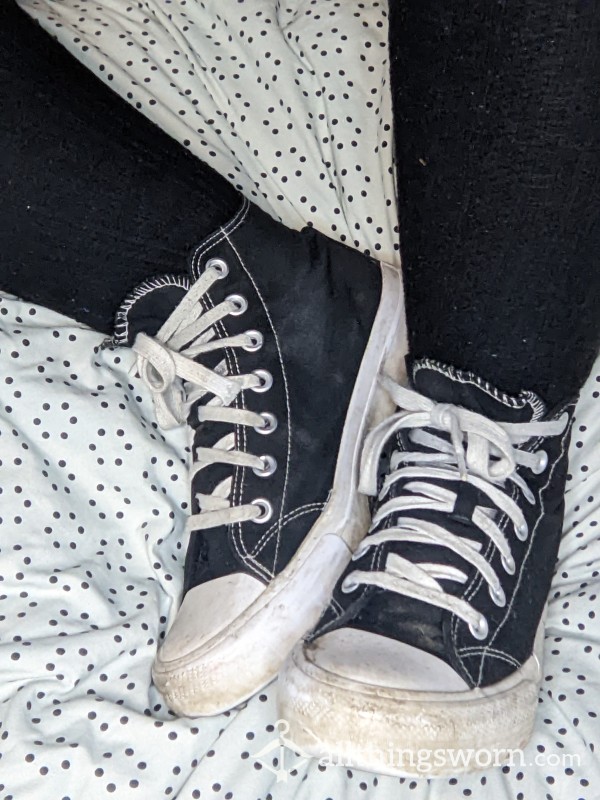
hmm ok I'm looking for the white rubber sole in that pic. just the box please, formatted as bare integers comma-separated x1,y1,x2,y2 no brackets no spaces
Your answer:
152,261,407,716
278,617,546,777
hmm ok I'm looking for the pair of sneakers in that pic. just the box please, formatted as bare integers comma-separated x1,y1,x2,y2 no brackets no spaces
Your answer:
110,199,573,777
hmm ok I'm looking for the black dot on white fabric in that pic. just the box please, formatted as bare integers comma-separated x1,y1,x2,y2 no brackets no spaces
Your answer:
23,0,400,265
2,300,600,798
6,2,600,798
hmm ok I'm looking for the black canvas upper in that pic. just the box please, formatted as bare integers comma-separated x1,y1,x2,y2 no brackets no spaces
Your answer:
311,359,575,689
112,199,382,597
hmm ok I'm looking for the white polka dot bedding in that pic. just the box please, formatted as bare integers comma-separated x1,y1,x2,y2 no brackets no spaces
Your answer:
1,295,598,798
2,1,599,798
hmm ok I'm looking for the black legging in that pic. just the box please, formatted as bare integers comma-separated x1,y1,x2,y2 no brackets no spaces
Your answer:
389,1,600,408
0,2,240,335
1,1,599,407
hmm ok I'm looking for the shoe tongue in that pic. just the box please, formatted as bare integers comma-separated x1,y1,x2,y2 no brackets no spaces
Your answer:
113,275,190,346
410,358,546,423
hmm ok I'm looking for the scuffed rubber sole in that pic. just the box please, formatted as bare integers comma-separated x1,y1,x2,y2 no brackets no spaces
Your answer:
277,620,545,777
152,261,407,716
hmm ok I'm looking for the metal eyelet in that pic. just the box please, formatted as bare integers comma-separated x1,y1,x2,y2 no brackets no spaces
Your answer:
531,450,548,475
251,369,273,393
490,584,506,608
468,615,489,641
501,553,516,575
254,412,277,435
227,294,248,316
243,330,264,352
206,257,229,278
252,498,273,524
516,521,528,542
341,575,360,594
253,455,277,478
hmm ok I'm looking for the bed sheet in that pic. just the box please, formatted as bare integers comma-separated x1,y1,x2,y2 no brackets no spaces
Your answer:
5,1,600,798
0,294,598,800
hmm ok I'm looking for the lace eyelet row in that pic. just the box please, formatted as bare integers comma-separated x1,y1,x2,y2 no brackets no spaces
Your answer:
204,258,278,527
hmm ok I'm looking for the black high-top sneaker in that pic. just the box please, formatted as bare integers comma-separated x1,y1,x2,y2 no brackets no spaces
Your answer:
110,199,405,716
279,359,574,776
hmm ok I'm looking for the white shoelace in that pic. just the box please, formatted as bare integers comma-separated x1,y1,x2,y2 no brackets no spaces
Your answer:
132,260,277,532
344,375,568,640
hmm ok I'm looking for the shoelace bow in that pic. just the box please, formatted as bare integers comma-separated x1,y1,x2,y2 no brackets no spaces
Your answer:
346,375,568,640
132,262,275,532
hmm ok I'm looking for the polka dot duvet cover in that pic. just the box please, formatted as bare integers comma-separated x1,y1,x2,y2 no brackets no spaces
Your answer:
3,1,600,798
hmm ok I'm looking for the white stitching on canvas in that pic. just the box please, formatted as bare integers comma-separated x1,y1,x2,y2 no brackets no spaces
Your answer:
413,358,545,420
474,412,573,685
458,648,521,668
458,645,521,665
222,231,293,577
248,501,326,558
191,199,249,279
112,274,190,346
249,502,327,559
192,279,272,582
450,482,515,684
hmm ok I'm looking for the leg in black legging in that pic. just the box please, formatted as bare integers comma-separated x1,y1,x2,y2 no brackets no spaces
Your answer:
1,2,242,335
389,0,600,407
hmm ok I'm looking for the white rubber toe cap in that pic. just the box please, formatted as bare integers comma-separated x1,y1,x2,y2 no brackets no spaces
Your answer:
306,627,469,692
159,573,264,662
